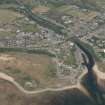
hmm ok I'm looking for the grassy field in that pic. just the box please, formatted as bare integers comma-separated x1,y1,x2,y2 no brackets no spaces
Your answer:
19,24,39,33
0,30,16,37
0,9,23,23
65,49,76,65
0,52,57,90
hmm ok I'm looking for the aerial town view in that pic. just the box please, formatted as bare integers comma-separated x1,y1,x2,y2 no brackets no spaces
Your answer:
0,0,105,105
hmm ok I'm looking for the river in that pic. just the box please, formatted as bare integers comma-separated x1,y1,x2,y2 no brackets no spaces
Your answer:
74,39,105,105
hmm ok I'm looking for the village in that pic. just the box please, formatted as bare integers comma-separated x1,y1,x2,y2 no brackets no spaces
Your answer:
0,0,105,91
0,4,105,81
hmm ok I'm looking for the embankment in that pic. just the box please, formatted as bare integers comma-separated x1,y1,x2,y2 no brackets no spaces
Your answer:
0,70,95,105
93,64,105,94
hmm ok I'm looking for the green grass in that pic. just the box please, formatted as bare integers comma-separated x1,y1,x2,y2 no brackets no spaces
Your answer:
44,63,57,80
0,31,16,37
66,49,76,65
20,24,39,33
0,4,18,9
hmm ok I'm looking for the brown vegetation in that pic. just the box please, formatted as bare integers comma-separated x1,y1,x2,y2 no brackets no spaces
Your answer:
32,6,50,14
0,52,58,90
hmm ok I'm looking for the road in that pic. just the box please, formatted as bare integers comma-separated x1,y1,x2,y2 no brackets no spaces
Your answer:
0,71,91,97
0,39,100,103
